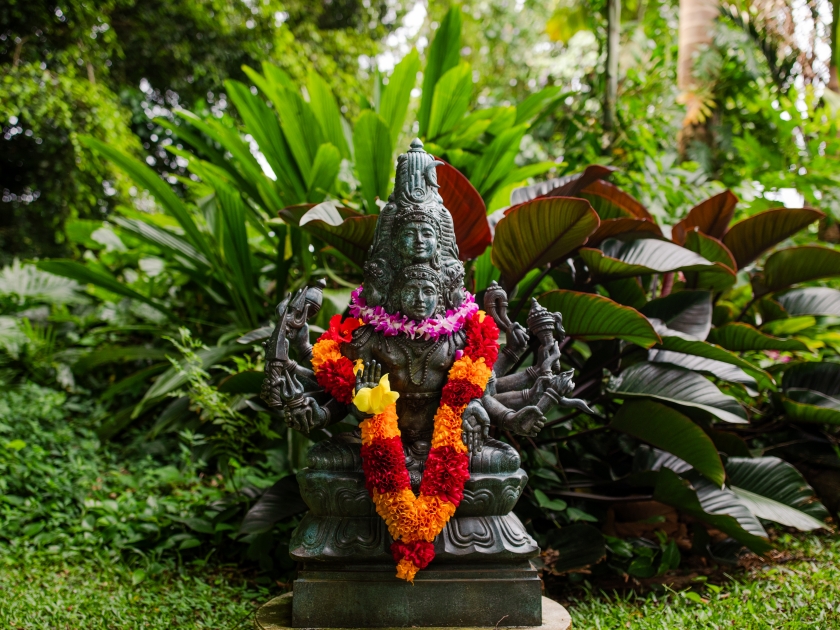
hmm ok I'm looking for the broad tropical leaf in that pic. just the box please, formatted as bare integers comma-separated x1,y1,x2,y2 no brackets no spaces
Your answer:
306,71,350,159
239,476,308,534
642,291,713,339
306,143,341,201
427,63,473,140
509,165,616,205
580,180,653,221
544,524,606,573
379,49,421,147
539,290,660,347
515,85,563,124
683,230,736,269
649,350,758,391
436,161,491,260
721,207,824,269
607,362,748,424
299,203,378,267
653,469,770,553
707,323,809,352
111,217,209,269
35,261,173,318
782,389,840,424
217,370,264,394
492,197,599,289
672,190,738,245
727,456,828,528
580,238,716,281
470,124,529,197
354,111,393,213
777,287,840,316
216,184,258,325
611,400,725,484
418,6,462,136
782,361,840,395
586,218,662,247
761,246,840,291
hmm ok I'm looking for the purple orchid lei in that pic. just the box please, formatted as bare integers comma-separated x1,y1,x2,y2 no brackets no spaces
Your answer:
348,285,478,340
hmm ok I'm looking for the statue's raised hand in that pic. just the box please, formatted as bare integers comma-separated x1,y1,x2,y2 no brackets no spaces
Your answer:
506,322,529,353
350,360,382,420
501,405,545,438
461,399,490,454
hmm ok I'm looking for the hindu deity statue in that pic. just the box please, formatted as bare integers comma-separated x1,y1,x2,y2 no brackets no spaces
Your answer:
261,139,590,628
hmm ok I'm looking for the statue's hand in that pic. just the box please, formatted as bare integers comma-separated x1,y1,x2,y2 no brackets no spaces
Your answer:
506,322,529,353
525,375,554,405
350,360,382,420
461,399,490,454
286,323,310,353
537,341,562,374
284,398,329,434
501,405,546,438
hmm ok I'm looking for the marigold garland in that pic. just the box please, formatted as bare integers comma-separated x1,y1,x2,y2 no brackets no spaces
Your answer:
310,309,499,582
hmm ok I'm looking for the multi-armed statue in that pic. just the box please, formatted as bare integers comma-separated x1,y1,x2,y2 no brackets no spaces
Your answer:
262,139,590,628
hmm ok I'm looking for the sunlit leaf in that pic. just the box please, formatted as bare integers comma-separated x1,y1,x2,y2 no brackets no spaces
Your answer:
672,190,738,245
353,110,393,214
761,246,840,291
721,207,824,269
707,323,809,352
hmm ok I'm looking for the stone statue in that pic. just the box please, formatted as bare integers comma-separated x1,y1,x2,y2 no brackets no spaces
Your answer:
261,139,591,628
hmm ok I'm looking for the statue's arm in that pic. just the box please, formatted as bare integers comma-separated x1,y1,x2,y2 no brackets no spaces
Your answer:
495,366,540,393
493,323,530,377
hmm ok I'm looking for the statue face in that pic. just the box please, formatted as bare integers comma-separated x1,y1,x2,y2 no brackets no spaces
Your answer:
397,221,438,263
399,278,438,321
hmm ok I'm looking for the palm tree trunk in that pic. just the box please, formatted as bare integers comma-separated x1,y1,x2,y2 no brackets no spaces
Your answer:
677,0,719,154
830,0,839,92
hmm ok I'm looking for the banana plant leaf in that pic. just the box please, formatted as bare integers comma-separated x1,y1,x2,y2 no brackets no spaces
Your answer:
538,290,660,347
721,207,824,269
611,400,725,485
777,287,840,317
726,456,829,527
580,238,718,281
761,246,840,291
707,323,809,352
653,468,771,553
608,362,748,424
436,160,491,260
492,197,599,289
672,190,738,245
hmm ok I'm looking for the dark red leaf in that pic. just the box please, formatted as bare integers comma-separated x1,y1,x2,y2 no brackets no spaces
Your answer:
672,191,738,245
587,218,662,247
436,160,491,260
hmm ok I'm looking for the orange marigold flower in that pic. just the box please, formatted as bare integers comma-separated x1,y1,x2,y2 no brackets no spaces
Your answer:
448,355,492,388
431,404,467,453
396,558,419,582
311,339,342,370
359,405,401,445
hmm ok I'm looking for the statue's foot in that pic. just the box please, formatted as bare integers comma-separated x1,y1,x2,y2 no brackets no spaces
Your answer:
469,438,520,474
307,431,363,472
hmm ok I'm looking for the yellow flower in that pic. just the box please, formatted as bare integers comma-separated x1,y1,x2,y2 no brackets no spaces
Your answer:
353,373,400,415
396,558,419,582
352,358,365,375
477,310,486,323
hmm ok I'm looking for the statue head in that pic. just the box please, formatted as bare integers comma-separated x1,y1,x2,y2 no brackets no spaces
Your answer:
396,265,443,321
363,139,463,312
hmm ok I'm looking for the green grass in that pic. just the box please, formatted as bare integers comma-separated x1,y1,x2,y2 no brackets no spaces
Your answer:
1,551,275,629
5,533,839,629
564,533,840,629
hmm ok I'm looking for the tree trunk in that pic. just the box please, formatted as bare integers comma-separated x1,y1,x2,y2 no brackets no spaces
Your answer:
830,0,839,92
604,0,621,135
677,0,719,155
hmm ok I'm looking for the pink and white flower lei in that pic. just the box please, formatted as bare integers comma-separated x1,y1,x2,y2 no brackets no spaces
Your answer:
348,285,478,340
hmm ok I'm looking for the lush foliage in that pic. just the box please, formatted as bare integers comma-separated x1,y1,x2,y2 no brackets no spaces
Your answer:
4,0,840,591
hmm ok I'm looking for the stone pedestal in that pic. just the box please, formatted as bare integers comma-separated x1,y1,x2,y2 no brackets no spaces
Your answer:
255,593,572,630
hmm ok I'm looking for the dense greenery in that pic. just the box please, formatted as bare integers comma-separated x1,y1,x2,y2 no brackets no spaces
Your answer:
3,0,840,619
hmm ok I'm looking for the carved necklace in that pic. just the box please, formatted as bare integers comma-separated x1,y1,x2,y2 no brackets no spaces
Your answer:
310,311,500,582
390,335,445,386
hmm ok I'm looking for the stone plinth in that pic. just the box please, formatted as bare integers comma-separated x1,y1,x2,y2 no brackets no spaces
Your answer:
255,592,572,630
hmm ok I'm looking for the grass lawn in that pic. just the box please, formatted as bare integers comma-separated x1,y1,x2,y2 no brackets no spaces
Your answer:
3,533,838,629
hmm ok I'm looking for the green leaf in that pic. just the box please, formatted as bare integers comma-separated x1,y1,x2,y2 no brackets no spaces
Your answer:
299,202,378,268
35,261,173,318
761,246,840,291
469,124,529,198
111,217,209,270
75,346,169,373
427,63,473,140
706,323,809,352
534,489,568,511
580,238,716,281
611,400,725,485
653,468,771,553
306,143,341,201
682,231,738,291
649,350,757,391
259,83,323,182
782,361,840,395
418,6,462,136
721,207,824,269
726,456,828,529
642,291,713,339
215,184,258,325
81,137,213,262
492,197,599,289
224,79,306,203
777,287,840,317
353,110,393,213
379,49,421,148
543,524,606,573
627,556,656,578
538,290,661,347
307,71,350,159
608,362,748,424
580,180,653,221
239,476,308,534
672,190,738,245
782,389,840,425
217,371,264,394
515,85,563,124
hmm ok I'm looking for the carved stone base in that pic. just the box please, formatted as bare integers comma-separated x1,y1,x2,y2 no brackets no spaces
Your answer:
290,562,542,628
255,592,572,630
